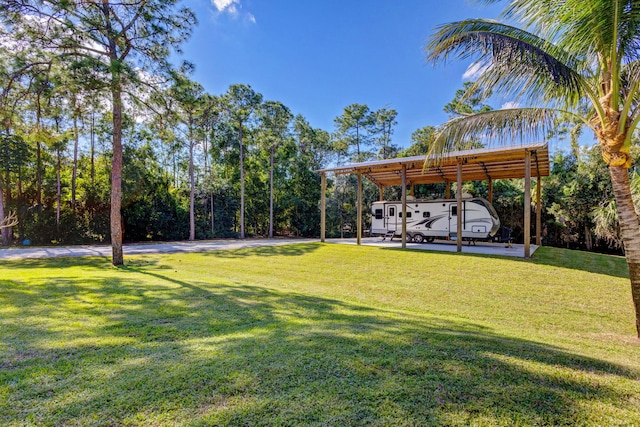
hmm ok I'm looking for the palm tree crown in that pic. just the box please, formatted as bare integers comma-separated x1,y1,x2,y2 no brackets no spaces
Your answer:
426,0,640,337
427,0,640,165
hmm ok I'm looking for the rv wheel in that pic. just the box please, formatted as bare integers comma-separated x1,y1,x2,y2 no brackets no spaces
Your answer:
412,234,425,243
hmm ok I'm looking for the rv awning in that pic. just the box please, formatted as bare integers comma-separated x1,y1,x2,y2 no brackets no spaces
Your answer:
316,142,550,186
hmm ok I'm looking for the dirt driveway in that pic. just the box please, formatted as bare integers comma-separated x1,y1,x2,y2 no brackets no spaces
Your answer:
0,238,317,260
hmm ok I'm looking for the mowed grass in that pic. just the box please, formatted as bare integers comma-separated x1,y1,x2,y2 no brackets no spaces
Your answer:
1,243,639,426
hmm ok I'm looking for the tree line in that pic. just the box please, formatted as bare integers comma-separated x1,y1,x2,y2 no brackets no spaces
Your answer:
0,0,638,264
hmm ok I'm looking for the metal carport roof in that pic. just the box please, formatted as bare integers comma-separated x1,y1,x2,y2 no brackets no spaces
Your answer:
317,142,550,185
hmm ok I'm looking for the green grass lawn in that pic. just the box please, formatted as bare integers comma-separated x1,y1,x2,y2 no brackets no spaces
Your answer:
1,243,639,426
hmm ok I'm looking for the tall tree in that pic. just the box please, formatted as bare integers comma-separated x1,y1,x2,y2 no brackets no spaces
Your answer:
222,84,262,239
334,103,375,162
167,70,204,241
426,0,640,336
258,100,292,238
373,107,398,159
0,0,196,265
198,93,222,236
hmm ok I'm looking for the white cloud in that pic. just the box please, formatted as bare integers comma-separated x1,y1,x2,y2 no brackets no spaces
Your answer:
462,62,488,80
501,101,520,109
211,0,255,23
212,0,239,12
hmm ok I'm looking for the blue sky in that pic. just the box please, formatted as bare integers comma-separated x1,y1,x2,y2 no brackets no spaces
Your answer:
177,0,526,151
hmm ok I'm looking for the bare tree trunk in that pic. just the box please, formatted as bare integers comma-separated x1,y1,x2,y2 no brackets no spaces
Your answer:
269,147,274,238
239,124,245,239
90,112,95,186
189,136,195,241
211,193,216,237
609,165,640,337
56,147,61,229
72,114,79,210
0,180,8,246
36,103,42,206
584,224,593,251
111,85,124,265
17,164,23,240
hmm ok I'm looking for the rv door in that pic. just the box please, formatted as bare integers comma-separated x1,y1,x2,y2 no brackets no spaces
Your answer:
386,205,397,231
449,203,458,235
449,202,466,235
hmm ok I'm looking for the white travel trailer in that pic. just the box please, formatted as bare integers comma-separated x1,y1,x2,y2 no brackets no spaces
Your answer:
370,197,500,243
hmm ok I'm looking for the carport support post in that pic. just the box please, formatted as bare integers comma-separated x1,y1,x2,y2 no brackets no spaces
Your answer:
320,172,326,243
402,165,407,248
445,181,451,199
488,178,493,204
524,152,531,258
378,185,384,201
456,161,462,253
357,172,362,246
536,177,542,246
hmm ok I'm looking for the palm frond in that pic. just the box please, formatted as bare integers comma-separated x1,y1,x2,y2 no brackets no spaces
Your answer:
620,60,640,126
426,19,585,107
504,0,640,65
427,108,562,160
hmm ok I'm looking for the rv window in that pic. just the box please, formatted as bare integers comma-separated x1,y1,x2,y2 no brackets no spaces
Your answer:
401,211,412,218
423,212,430,218
451,206,457,216
389,207,395,216
374,209,383,219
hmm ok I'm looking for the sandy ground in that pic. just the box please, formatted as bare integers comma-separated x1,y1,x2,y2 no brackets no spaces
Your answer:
0,238,317,260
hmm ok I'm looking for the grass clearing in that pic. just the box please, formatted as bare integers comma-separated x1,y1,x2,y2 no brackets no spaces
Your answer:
1,243,639,426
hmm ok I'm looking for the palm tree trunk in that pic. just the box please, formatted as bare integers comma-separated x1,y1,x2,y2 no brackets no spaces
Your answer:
609,165,640,337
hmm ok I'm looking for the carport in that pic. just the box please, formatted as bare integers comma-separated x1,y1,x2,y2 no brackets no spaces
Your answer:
317,142,550,258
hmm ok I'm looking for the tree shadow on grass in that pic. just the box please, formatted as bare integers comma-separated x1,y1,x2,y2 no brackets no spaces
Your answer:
0,242,322,269
199,242,323,259
1,267,638,426
383,245,630,279
0,256,114,270
531,246,629,278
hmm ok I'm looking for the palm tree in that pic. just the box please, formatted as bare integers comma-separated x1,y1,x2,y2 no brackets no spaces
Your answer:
426,0,640,337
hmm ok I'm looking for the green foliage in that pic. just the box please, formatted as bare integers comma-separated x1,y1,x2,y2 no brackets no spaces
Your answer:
333,103,376,162
545,147,615,251
373,107,399,159
402,125,436,157
121,144,188,241
443,81,493,117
